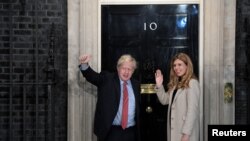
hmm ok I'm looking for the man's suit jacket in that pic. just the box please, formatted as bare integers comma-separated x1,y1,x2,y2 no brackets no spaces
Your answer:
80,66,141,141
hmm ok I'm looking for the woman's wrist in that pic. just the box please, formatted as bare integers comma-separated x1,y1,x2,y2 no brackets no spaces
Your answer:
155,84,162,89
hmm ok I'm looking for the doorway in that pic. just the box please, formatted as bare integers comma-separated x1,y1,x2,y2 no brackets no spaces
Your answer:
101,4,199,141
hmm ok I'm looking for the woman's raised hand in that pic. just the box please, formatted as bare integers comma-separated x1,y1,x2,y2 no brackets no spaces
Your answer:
155,69,163,88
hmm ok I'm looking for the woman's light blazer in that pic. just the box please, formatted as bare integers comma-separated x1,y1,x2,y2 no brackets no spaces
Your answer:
156,79,200,141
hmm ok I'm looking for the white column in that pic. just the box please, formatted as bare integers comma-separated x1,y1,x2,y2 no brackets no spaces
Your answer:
203,0,224,140
68,0,81,141
222,0,236,124
203,0,236,141
68,0,99,141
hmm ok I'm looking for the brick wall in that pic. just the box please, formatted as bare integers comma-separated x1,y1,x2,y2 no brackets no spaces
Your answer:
0,0,67,141
235,0,250,124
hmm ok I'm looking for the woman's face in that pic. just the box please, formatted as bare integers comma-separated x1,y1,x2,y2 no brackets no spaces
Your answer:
173,59,187,77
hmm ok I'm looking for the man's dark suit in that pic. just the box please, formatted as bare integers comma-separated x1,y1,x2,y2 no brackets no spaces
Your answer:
80,66,141,141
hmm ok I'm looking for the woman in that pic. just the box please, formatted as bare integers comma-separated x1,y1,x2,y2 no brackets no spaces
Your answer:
155,53,200,141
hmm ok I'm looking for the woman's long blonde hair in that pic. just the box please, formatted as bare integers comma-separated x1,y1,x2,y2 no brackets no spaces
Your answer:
167,53,197,90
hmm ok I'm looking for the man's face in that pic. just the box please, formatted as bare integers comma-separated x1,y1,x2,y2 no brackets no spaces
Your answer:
117,61,135,81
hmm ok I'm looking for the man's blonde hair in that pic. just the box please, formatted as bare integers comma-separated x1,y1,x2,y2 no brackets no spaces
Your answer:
117,54,137,70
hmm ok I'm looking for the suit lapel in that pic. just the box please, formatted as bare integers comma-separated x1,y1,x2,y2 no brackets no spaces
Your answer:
130,79,139,121
131,79,138,96
113,74,121,107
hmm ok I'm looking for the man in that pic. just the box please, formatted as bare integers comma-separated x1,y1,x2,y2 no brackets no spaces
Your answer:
79,54,141,141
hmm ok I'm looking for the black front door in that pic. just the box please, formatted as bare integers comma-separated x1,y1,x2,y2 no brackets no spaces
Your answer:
101,4,199,141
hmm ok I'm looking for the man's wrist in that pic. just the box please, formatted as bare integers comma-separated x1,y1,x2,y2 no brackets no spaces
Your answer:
80,63,89,70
